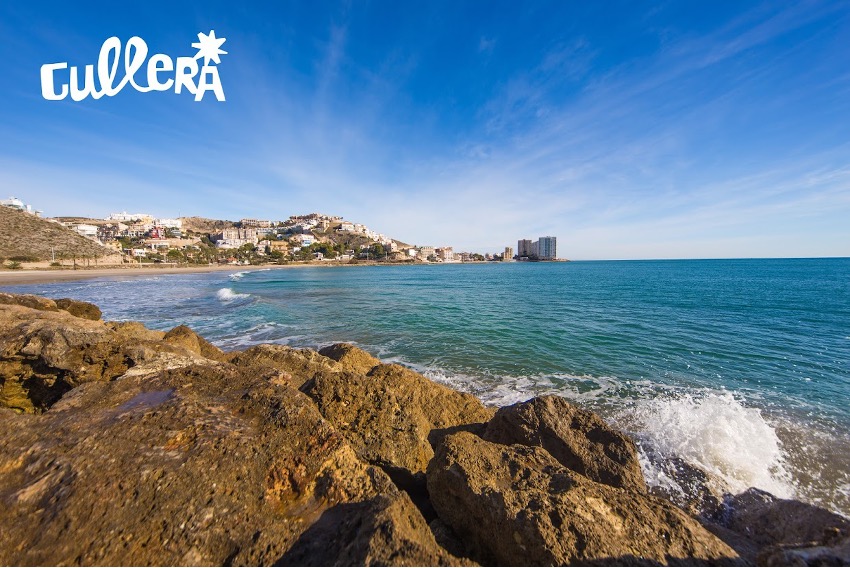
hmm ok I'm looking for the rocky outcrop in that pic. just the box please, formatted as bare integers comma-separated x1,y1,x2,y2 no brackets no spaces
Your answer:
1,293,847,566
0,339,460,566
482,395,646,492
227,343,340,388
54,298,102,321
302,362,493,474
319,342,381,374
0,303,205,413
703,488,850,564
427,431,739,566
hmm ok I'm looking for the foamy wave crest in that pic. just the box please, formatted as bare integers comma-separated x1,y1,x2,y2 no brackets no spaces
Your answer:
216,287,249,302
229,271,248,280
620,392,794,499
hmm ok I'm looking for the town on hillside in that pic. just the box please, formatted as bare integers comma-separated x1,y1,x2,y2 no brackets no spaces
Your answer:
1,196,563,267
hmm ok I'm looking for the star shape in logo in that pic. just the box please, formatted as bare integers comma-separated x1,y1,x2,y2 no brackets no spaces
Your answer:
192,30,227,66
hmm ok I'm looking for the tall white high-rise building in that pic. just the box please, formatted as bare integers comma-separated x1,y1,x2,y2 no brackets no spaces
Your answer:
537,236,557,260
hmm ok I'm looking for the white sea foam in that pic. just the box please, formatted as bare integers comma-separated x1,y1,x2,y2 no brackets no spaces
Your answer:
414,361,797,503
216,287,249,301
618,392,794,499
229,271,248,280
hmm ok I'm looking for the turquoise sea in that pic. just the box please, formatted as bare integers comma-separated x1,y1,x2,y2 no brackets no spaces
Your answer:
5,258,850,516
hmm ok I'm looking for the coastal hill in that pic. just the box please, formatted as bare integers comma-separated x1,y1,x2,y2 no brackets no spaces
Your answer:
179,216,237,234
0,206,117,263
1,292,848,566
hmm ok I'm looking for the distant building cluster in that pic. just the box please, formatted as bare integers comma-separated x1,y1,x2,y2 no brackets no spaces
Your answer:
5,195,561,266
516,236,557,260
1,196,41,216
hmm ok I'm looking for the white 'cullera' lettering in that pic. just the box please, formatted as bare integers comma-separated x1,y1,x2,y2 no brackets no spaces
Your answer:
40,30,227,102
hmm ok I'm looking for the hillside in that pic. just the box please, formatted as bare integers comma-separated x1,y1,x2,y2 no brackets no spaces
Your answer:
179,216,236,234
0,207,116,262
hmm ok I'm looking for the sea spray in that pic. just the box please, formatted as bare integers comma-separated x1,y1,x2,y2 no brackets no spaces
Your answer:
618,391,794,500
216,287,249,302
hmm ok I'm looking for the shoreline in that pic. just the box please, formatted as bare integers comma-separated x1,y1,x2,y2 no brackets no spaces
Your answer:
0,260,501,286
0,262,394,286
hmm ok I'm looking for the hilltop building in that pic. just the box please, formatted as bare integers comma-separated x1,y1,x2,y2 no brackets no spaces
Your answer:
1,196,41,216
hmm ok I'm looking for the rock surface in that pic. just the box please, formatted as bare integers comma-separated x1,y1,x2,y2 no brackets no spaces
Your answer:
0,344,459,566
318,342,381,374
427,431,740,566
483,395,647,492
302,362,493,474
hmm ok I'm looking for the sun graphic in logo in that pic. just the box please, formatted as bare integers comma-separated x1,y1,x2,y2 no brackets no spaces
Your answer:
192,30,228,65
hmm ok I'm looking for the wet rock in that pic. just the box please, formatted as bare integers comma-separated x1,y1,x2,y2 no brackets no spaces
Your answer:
426,431,740,566
55,298,102,320
482,395,647,492
0,361,462,566
758,530,850,566
644,455,728,521
724,488,850,548
302,363,493,474
319,342,381,374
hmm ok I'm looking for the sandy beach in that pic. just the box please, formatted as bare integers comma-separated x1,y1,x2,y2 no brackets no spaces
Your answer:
0,264,279,286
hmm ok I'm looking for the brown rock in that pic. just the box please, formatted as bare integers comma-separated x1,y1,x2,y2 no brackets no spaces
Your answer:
55,298,102,320
758,531,850,566
426,431,740,566
228,343,340,388
724,488,850,548
0,292,58,312
302,363,493,474
163,324,228,362
0,360,463,566
483,395,647,492
319,342,381,374
0,304,203,413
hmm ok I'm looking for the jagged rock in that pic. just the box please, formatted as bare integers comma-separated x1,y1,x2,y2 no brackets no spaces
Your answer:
228,343,340,388
319,342,381,374
644,455,729,521
302,363,494,474
0,292,58,312
0,303,204,413
55,298,102,321
0,361,463,566
163,324,228,362
482,395,647,492
426,431,740,566
724,488,850,548
758,531,850,566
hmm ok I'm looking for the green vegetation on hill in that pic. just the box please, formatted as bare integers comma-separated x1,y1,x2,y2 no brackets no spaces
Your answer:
0,207,116,262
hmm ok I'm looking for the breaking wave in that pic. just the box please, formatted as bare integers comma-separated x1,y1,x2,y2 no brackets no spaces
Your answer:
216,287,250,302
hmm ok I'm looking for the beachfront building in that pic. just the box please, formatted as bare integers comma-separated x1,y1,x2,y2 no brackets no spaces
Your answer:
517,236,557,260
504,246,514,261
537,236,557,260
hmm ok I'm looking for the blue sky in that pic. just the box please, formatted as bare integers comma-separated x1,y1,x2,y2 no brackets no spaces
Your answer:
1,1,849,259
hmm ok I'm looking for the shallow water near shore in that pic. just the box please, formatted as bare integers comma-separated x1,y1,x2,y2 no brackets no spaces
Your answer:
5,258,849,517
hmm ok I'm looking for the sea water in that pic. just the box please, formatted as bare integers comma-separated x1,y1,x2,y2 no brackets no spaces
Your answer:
6,258,849,516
